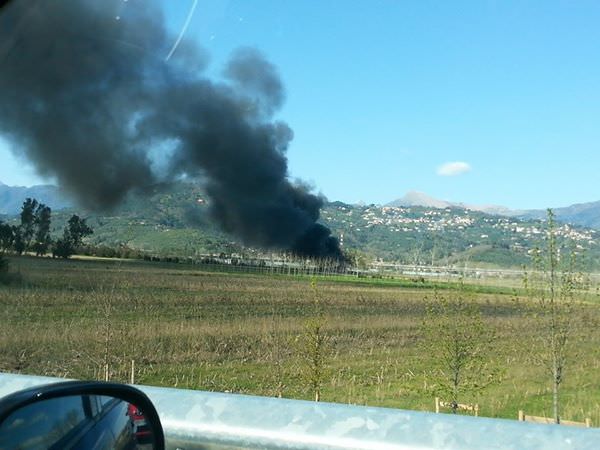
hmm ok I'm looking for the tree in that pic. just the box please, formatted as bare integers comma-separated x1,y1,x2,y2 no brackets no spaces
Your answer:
11,198,52,255
524,209,579,424
0,252,7,275
53,215,93,259
12,225,25,255
66,215,93,248
0,221,14,254
0,250,8,284
19,197,38,251
32,204,52,256
344,248,370,271
297,279,330,401
0,221,10,278
0,220,13,282
421,282,499,412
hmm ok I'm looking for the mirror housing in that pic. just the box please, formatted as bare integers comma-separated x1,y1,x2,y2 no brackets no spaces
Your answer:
0,380,164,450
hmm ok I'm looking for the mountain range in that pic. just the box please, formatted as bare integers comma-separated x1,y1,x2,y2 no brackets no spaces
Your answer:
387,191,515,216
2,181,600,269
2,181,600,229
387,191,600,229
0,181,71,215
2,181,600,231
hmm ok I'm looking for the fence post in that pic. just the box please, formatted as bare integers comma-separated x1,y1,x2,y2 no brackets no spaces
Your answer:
130,359,135,384
585,418,591,428
518,410,524,422
435,397,440,413
104,364,109,382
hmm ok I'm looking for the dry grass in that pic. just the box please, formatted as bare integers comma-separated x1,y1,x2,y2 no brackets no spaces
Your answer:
1,256,600,424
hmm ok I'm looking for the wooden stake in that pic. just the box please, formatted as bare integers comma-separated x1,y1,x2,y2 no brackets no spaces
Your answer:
130,360,135,384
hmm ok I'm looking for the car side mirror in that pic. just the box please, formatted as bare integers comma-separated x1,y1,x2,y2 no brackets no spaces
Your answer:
0,380,164,450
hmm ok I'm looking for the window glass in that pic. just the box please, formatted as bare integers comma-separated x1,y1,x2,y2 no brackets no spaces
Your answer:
0,395,88,450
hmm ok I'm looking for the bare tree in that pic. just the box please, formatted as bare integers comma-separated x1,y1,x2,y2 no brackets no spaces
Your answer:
525,209,579,424
297,279,330,401
421,281,498,413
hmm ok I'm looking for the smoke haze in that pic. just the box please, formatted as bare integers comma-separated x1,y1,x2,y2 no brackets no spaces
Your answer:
0,0,342,258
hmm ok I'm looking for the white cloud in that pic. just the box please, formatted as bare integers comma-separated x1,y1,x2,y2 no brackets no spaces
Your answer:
437,161,472,177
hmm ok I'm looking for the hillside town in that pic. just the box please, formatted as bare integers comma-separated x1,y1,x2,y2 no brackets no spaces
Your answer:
325,204,595,241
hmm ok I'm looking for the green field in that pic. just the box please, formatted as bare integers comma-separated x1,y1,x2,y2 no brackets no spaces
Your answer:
1,256,600,425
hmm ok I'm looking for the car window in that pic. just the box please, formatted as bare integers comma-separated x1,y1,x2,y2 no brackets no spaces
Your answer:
2,0,600,437
0,396,89,450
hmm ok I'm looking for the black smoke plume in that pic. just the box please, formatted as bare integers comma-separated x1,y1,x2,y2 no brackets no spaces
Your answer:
0,0,343,259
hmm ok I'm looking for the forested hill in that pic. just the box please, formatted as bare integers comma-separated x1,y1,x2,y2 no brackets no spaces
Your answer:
39,183,596,269
3,181,599,269
519,201,600,230
322,202,598,268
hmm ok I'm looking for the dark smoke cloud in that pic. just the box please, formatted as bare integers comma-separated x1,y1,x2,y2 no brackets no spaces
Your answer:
0,0,343,259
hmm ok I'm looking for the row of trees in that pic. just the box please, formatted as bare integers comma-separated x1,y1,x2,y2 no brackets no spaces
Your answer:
301,210,582,425
0,198,93,259
0,198,52,256
421,209,582,423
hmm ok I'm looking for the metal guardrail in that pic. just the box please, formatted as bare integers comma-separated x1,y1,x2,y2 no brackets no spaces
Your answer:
1,373,599,449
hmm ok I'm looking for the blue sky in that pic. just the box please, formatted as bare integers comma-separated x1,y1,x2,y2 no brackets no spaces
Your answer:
1,0,599,209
